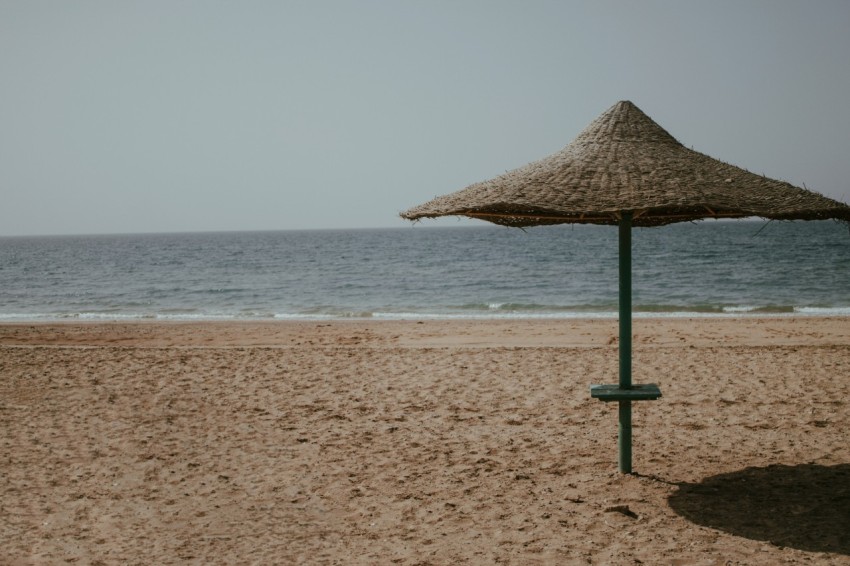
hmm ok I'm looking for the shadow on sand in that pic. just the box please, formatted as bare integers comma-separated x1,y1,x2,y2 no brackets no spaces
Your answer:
668,463,850,556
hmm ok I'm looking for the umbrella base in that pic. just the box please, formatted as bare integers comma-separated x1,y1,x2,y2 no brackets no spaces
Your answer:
590,383,662,401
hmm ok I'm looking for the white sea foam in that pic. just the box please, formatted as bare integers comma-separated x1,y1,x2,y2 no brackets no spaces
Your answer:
78,312,154,320
1,307,849,322
273,312,347,320
794,306,850,316
723,305,760,313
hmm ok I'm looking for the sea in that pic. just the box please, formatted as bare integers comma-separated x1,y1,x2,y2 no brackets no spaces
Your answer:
1,220,848,321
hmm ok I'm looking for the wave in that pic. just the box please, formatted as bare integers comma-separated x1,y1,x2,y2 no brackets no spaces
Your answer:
3,304,849,322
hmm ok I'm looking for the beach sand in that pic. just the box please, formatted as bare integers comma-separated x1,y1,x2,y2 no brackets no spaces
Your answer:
2,318,849,565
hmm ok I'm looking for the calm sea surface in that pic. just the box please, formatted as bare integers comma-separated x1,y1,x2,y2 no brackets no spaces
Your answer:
1,221,848,321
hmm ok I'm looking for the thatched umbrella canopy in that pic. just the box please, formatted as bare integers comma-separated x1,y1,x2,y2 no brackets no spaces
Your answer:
401,100,850,227
401,100,850,474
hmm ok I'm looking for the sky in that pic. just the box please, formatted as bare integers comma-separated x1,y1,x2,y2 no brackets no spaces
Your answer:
2,1,849,236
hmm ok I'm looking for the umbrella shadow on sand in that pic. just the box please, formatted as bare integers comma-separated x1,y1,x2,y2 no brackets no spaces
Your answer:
668,463,850,555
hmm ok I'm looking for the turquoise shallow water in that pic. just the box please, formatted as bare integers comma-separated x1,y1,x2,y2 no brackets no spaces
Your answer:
0,221,848,320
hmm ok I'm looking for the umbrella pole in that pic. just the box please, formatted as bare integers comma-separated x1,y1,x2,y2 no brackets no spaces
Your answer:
591,211,658,472
618,212,633,473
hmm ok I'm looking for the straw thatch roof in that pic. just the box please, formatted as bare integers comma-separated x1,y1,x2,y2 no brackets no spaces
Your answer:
401,101,850,227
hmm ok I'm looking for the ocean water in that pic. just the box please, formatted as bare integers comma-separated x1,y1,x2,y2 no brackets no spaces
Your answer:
0,221,848,321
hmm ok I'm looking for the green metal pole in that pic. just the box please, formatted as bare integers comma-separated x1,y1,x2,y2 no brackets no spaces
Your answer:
618,212,633,474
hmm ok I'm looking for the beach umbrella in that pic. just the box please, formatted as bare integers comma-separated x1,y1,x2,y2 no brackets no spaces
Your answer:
401,100,850,473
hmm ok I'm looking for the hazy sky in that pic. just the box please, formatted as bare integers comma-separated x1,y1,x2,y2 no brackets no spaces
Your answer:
2,1,849,236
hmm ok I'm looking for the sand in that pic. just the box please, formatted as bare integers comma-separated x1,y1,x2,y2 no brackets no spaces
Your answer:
1,317,848,565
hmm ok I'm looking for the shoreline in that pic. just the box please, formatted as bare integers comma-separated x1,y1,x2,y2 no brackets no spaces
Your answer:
1,308,848,323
